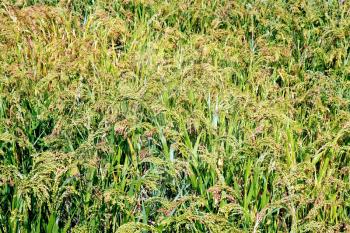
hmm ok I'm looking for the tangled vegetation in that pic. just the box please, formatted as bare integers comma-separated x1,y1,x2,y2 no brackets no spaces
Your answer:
0,0,349,232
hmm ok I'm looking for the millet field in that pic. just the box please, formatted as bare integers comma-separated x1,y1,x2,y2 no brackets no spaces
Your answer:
0,0,350,232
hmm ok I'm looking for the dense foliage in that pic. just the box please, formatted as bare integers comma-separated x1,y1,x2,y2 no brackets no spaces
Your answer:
0,0,350,232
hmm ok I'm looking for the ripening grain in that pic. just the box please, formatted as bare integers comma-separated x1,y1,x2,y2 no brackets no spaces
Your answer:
0,0,349,232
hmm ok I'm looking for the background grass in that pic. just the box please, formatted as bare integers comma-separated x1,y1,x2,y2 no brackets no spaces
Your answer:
0,0,349,232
